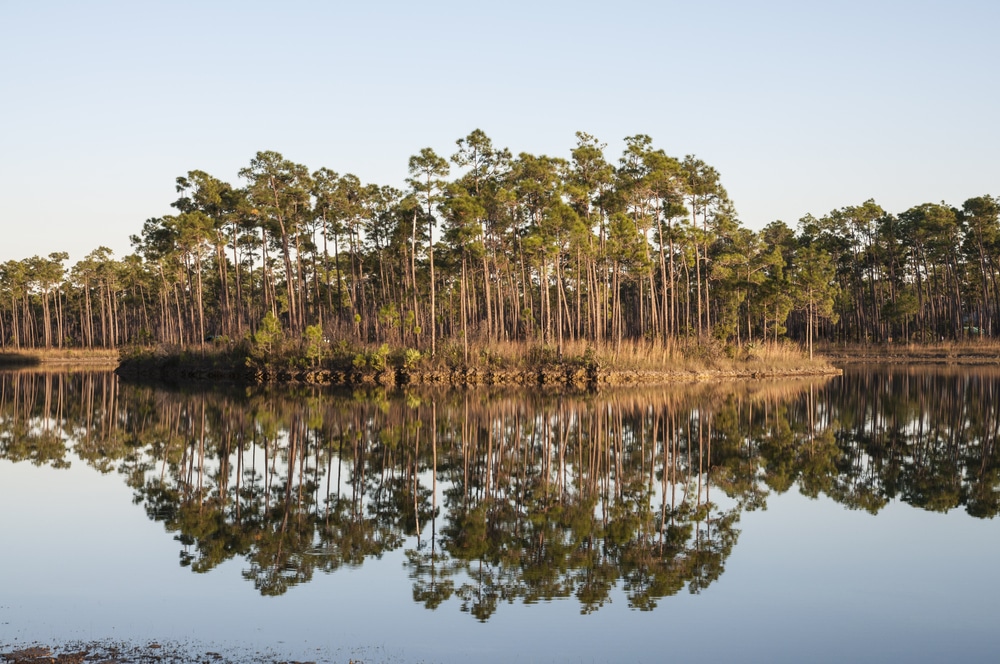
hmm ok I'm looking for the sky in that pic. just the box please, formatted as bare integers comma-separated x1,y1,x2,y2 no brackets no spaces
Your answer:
2,0,998,264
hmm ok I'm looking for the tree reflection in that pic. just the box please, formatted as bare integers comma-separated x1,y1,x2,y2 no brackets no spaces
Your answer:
3,366,1000,617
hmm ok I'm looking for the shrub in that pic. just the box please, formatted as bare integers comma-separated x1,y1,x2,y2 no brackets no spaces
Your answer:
479,348,503,369
370,344,390,371
304,324,324,367
401,347,421,370
439,342,464,368
253,312,283,353
682,336,725,365
527,344,558,366
352,344,391,372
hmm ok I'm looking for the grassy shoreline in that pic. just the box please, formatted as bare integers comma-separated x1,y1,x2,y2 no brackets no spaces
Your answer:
116,338,841,387
0,348,119,367
13,339,1000,382
818,340,1000,364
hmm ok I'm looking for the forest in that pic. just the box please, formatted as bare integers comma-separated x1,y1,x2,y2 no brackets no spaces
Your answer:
1,130,998,357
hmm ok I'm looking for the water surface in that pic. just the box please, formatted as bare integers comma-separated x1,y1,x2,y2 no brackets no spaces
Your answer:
1,368,998,662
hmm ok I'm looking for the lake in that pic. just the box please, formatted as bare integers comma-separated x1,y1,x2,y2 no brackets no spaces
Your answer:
1,367,998,663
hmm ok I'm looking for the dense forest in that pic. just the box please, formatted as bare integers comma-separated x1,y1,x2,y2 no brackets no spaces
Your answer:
1,130,998,355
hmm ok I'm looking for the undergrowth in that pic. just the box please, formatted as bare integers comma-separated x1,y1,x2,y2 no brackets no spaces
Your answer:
121,333,827,375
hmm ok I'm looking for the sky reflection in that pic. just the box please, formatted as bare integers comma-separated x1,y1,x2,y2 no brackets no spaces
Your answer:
1,369,999,663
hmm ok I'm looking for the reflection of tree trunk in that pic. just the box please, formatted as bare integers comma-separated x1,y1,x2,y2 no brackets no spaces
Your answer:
414,419,421,542
432,401,437,554
1,375,908,602
198,400,206,503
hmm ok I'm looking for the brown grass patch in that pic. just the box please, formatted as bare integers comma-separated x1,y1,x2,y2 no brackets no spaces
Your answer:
818,340,1000,364
0,348,119,366
428,337,833,375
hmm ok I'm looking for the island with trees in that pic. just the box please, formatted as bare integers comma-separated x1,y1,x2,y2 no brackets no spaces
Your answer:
1,130,998,382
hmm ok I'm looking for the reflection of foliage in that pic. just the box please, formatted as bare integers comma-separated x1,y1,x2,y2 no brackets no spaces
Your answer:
320,498,404,570
4,367,1000,616
406,548,456,610
1,425,70,468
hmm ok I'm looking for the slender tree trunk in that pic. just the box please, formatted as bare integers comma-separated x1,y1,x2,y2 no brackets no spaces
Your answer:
428,216,436,356
195,251,205,343
461,256,468,364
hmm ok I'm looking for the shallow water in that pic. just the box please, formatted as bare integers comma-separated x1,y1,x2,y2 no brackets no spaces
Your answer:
1,368,998,663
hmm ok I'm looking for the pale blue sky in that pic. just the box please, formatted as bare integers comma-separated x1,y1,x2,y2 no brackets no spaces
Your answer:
2,0,997,262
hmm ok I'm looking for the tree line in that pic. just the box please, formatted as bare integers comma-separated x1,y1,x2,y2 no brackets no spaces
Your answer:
1,129,997,354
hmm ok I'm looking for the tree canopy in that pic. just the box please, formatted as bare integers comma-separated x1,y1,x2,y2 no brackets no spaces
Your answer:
1,131,996,351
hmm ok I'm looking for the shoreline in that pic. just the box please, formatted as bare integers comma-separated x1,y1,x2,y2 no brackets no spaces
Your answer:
11,341,1000,382
818,342,1000,365
114,354,841,387
0,349,119,367
0,640,311,664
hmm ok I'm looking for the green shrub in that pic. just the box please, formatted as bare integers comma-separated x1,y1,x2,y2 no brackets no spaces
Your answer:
253,312,283,353
352,343,391,372
370,344,390,372
304,324,324,367
401,348,421,370
527,344,558,366
438,342,463,368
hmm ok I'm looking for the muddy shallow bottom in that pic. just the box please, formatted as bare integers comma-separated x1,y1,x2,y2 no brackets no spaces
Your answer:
1,640,326,664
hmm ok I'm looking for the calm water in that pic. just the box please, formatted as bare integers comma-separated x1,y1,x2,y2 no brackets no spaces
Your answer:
1,368,998,663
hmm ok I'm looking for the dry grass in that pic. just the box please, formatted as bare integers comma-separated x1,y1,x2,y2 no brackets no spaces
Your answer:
436,337,831,374
817,339,1000,364
117,336,839,383
0,348,119,366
